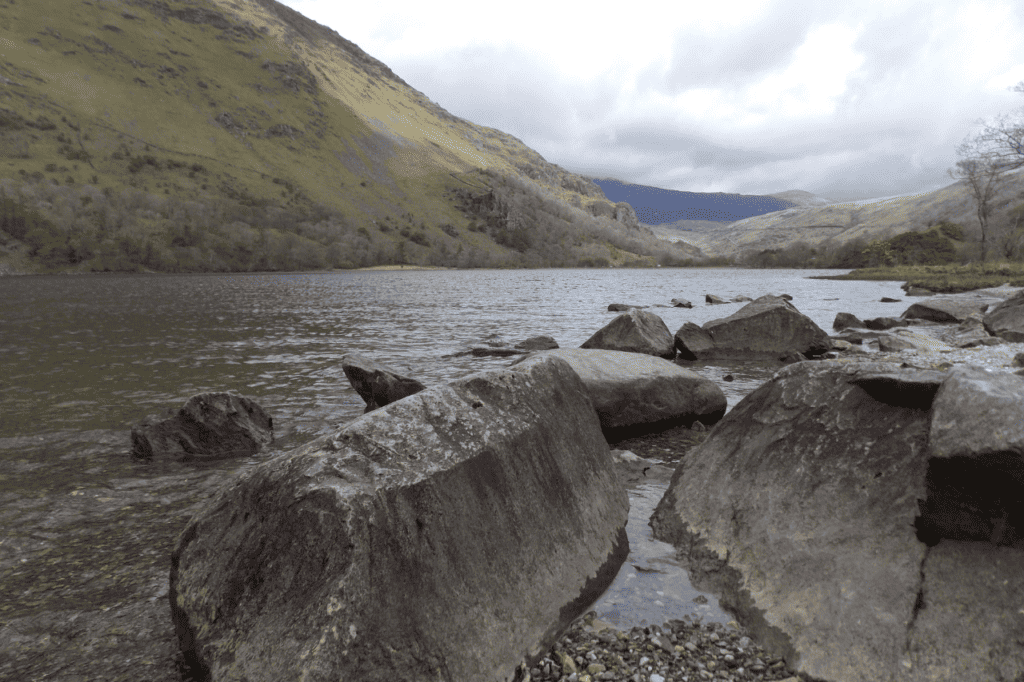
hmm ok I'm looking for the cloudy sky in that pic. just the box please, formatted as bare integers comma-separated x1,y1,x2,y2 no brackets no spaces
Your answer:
280,0,1024,201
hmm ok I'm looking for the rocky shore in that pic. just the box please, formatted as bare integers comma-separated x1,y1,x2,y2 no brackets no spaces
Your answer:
518,612,798,682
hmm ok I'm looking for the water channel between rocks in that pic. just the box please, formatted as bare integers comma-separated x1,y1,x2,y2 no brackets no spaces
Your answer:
0,268,912,677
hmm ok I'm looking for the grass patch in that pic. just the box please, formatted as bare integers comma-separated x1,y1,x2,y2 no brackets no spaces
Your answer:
817,262,1024,293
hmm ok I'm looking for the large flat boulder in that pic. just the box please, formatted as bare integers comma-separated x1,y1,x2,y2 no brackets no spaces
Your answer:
170,355,629,682
876,329,954,353
512,348,726,440
984,289,1024,341
700,295,831,359
650,361,1024,681
902,292,1005,323
580,308,675,359
130,393,272,461
341,353,426,412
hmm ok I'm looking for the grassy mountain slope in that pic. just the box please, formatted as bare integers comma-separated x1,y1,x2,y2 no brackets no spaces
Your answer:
677,173,1024,260
0,0,697,273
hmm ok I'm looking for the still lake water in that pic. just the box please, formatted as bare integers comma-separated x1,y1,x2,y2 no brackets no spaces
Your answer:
0,269,907,648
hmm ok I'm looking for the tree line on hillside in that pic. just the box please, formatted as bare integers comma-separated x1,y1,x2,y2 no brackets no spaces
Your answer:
0,168,699,273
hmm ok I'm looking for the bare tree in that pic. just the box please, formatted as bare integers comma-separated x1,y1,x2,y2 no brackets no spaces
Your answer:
950,81,1024,260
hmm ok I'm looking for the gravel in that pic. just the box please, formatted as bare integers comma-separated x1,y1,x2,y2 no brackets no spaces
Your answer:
517,612,799,682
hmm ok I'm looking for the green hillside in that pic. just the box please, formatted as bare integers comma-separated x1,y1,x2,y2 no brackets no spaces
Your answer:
0,0,698,273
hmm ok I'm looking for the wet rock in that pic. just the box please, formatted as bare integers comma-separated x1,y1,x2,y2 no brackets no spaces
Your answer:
581,308,675,359
705,294,727,305
832,312,863,331
935,314,992,348
342,352,426,412
880,296,901,302
673,322,715,361
731,295,753,303
984,289,1024,341
670,298,693,308
864,316,909,330
515,335,559,351
170,355,629,682
608,303,646,312
903,292,1005,323
512,349,726,440
701,295,831,359
129,393,272,461
778,349,804,364
651,360,1024,681
877,329,953,353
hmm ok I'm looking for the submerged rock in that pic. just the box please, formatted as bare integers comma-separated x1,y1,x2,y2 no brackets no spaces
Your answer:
130,393,272,461
170,356,629,682
650,361,1024,682
342,353,426,412
581,308,675,359
705,294,728,305
670,298,693,308
513,348,726,440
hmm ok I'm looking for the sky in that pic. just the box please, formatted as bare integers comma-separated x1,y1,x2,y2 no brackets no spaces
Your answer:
279,0,1024,201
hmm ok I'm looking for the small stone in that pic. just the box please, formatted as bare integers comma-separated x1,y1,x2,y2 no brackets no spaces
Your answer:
650,675,666,682
684,642,698,653
587,663,606,675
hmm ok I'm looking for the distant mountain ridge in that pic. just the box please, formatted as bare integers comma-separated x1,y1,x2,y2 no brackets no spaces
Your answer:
591,178,822,224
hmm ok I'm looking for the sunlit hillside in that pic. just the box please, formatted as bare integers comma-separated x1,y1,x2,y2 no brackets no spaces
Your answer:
0,0,698,273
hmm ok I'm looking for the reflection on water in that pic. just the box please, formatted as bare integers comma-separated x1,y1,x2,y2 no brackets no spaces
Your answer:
0,268,906,632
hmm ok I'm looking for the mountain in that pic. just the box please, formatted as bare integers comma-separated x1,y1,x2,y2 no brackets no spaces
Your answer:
591,178,815,224
0,0,698,273
673,173,1024,260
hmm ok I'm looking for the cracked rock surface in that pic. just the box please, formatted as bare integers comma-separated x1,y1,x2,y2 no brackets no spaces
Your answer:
650,360,1024,682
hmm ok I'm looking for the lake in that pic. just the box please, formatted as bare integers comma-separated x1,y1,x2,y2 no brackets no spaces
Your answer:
0,268,907,680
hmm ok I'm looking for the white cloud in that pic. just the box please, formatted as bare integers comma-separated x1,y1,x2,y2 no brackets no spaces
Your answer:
279,0,1024,200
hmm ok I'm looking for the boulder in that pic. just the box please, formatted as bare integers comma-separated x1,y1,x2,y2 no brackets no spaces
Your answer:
877,329,954,353
581,308,675,359
607,303,646,312
674,322,716,361
902,285,934,296
880,297,901,303
902,292,1005,323
935,314,991,348
832,312,863,331
514,335,559,351
984,289,1024,341
705,294,728,305
170,356,629,682
864,316,908,330
670,298,693,308
701,295,831,359
731,295,753,302
651,360,1024,681
130,393,272,461
512,349,726,440
342,353,426,412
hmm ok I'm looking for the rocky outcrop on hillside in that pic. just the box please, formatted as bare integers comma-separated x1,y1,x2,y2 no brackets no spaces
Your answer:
170,355,629,682
651,361,1024,682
